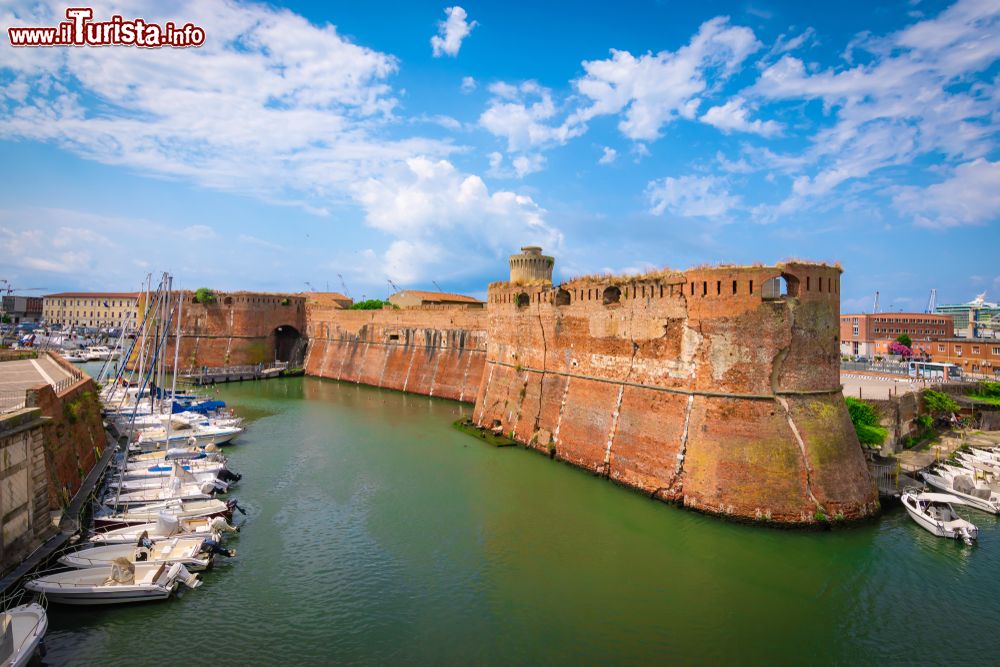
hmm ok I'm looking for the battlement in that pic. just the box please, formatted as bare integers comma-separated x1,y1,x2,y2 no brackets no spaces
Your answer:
488,262,842,311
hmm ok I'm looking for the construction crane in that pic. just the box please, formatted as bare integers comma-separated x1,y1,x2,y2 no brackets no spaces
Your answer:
0,280,48,296
431,281,444,293
387,279,401,300
926,288,937,313
336,273,351,299
304,281,315,292
872,291,880,314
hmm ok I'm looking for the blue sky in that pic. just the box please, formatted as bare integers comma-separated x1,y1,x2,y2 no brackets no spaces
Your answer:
0,0,997,313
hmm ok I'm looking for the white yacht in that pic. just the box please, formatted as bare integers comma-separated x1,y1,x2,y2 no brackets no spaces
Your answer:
921,468,1000,514
85,346,115,361
902,491,978,544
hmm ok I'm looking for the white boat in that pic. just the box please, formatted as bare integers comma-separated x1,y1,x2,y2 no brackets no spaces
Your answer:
59,537,212,571
921,469,1000,514
24,561,200,605
131,423,243,452
128,445,225,464
85,345,115,361
61,349,89,363
103,482,217,508
0,603,47,667
901,491,978,544
109,471,226,493
89,514,238,545
93,498,234,530
119,460,225,480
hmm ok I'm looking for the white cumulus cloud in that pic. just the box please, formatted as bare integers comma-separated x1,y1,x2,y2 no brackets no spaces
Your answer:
893,158,1000,228
430,6,477,58
700,97,782,137
598,147,618,165
646,175,740,218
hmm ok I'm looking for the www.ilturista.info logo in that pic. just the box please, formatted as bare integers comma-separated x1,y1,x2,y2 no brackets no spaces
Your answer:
7,7,206,48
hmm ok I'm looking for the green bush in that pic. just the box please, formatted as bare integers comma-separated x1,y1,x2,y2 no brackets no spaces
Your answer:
923,389,959,414
349,299,397,310
895,333,912,349
916,414,933,431
194,287,217,304
976,381,1000,398
845,397,887,446
280,297,290,306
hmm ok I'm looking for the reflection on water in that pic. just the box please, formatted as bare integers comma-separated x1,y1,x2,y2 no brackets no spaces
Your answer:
43,375,1000,665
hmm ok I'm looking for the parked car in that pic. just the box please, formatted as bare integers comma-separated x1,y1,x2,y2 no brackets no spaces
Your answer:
855,356,869,363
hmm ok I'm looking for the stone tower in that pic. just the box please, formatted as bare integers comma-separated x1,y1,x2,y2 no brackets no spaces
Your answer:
509,246,554,285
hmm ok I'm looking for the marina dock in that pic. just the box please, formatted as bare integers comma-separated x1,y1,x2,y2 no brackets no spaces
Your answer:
178,362,303,385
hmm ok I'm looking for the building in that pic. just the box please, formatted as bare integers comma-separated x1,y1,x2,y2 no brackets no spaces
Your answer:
0,296,43,325
926,338,1000,379
43,292,139,329
936,293,1000,338
839,312,954,357
388,290,483,309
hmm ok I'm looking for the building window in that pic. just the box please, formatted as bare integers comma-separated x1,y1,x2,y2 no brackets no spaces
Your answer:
853,324,859,336
938,345,945,352
972,346,980,354
993,347,1000,356
955,346,962,356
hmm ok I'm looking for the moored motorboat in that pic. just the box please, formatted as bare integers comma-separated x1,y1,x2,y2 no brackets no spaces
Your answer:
59,537,213,571
902,491,978,544
89,514,238,545
0,602,47,667
93,498,235,530
921,468,1000,514
23,561,201,605
103,482,217,508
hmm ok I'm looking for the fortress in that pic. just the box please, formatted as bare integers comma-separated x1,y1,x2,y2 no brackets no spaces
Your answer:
161,248,878,525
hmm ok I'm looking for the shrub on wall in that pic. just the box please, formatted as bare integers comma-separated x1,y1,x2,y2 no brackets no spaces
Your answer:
923,389,959,415
194,288,217,304
845,397,887,447
895,333,912,349
349,299,397,310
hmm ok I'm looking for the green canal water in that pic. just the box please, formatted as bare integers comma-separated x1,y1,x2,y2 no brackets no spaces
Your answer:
41,374,1000,665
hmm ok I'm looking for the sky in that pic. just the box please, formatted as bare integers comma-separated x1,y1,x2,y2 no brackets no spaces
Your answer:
0,0,997,313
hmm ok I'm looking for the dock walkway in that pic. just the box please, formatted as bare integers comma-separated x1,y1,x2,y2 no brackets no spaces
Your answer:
179,361,301,385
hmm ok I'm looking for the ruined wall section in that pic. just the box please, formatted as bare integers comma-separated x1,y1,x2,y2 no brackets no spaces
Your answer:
304,307,488,402
474,263,877,524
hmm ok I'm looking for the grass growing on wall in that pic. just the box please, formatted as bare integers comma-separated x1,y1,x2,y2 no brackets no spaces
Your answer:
966,381,1000,406
844,397,887,447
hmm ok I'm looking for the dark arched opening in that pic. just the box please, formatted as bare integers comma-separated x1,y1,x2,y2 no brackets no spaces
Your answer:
273,325,303,364
762,274,800,300
516,293,530,308
555,288,571,306
603,286,621,305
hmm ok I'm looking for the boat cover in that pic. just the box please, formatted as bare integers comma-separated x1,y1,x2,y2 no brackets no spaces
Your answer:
172,400,226,415
953,475,992,500
105,558,135,585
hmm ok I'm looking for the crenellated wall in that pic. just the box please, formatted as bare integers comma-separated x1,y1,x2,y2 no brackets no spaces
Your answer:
303,306,487,402
473,263,877,524
134,291,308,370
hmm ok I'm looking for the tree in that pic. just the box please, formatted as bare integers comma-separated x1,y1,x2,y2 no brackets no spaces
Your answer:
887,341,912,358
895,333,912,349
349,299,397,310
922,389,959,415
194,288,217,304
845,397,887,447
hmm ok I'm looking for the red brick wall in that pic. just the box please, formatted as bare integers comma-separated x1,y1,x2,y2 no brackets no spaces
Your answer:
475,263,877,524
33,374,103,508
304,307,487,402
134,291,308,370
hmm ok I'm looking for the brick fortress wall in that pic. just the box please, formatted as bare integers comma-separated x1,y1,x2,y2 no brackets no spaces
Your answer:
303,304,488,402
473,263,878,524
135,291,308,370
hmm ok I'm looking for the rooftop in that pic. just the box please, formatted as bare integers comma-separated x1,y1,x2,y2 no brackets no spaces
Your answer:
392,290,482,304
45,292,140,299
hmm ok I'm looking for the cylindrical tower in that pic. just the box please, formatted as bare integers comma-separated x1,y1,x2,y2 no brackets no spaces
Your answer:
509,246,554,285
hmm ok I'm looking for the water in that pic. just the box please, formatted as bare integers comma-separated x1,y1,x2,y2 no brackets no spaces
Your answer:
42,374,1000,665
